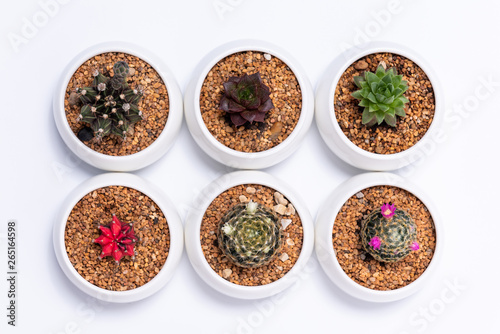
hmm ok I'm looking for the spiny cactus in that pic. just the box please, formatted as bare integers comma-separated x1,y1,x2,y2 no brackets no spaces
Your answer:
93,214,138,264
217,201,282,268
75,61,144,141
220,73,274,127
351,64,409,127
360,203,419,263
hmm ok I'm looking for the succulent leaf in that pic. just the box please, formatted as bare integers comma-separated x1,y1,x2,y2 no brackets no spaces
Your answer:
217,201,282,268
220,73,274,127
75,61,143,141
351,64,409,127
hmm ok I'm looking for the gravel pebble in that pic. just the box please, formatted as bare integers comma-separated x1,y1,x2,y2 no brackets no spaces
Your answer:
222,268,232,279
281,219,292,230
274,204,287,215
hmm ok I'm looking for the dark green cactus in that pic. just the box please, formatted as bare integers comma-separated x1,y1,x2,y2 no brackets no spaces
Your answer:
217,201,282,268
351,64,409,127
360,203,419,263
75,61,144,141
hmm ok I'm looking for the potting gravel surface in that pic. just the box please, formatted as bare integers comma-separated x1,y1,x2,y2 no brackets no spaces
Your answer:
65,52,169,156
334,53,435,154
332,186,436,290
200,51,302,152
65,186,170,291
200,184,303,286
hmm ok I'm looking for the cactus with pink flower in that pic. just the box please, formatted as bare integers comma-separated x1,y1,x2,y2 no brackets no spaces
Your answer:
361,203,419,262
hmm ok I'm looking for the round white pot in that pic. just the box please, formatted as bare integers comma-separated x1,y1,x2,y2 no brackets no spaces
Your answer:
315,41,443,171
315,172,443,302
53,173,184,303
53,41,183,172
184,39,314,169
185,171,314,299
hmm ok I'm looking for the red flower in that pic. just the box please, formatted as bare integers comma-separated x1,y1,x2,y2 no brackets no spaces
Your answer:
93,214,137,263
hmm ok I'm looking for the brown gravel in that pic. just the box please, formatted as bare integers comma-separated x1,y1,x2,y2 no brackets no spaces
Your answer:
65,186,170,291
332,186,436,290
200,184,303,286
64,52,169,156
334,53,435,154
200,51,302,152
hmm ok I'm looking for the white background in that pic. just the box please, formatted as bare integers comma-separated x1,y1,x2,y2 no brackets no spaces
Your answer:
1,0,499,333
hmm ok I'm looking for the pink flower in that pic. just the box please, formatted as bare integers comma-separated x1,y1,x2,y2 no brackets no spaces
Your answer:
368,236,381,250
411,242,420,251
381,203,396,219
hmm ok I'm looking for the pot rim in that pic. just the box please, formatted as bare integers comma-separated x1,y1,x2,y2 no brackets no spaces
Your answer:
315,172,443,302
315,41,444,170
185,170,314,299
53,41,183,171
53,173,184,303
184,39,314,169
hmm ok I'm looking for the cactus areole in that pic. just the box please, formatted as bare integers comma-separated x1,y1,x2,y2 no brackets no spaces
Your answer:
93,214,137,264
219,73,274,127
217,201,282,268
75,61,144,141
360,203,419,263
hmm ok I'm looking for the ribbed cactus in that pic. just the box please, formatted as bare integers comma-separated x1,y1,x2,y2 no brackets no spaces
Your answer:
361,203,419,263
217,201,282,268
75,61,144,141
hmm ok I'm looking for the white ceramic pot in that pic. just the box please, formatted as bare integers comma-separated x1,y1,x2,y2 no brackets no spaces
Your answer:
184,40,314,169
315,172,443,302
315,41,443,171
53,41,183,172
185,171,314,299
53,173,184,303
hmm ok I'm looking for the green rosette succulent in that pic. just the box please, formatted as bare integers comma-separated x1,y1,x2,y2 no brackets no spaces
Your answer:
217,201,282,268
220,73,274,127
351,64,409,127
360,203,419,263
75,61,144,141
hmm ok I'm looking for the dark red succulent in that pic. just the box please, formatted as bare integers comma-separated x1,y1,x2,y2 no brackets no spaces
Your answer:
220,73,274,126
93,214,137,264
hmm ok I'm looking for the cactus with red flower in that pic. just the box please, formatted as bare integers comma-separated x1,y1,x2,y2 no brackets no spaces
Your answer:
93,214,137,264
